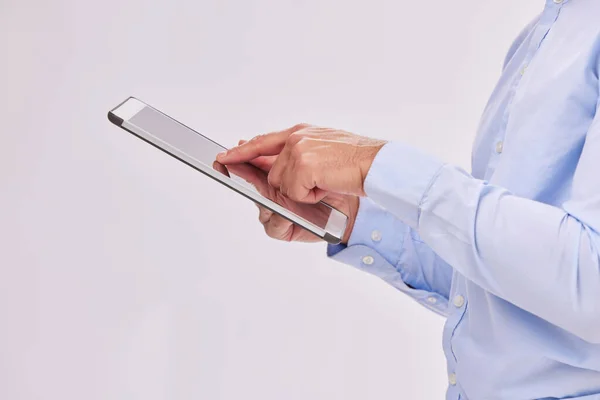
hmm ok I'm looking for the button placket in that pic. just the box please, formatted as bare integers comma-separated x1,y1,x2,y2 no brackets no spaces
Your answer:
442,272,469,397
494,2,562,168
446,294,467,394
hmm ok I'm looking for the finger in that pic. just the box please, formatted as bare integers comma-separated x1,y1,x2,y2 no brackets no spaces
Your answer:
291,155,324,203
264,214,293,241
236,137,279,171
276,144,310,201
279,160,297,199
280,151,329,203
212,161,231,177
217,131,289,164
290,187,328,203
267,144,293,189
257,205,273,224
217,124,308,164
311,187,329,203
280,162,326,203
248,155,277,172
227,163,266,190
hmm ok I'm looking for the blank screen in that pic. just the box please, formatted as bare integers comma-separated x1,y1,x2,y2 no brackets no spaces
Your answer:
128,106,337,232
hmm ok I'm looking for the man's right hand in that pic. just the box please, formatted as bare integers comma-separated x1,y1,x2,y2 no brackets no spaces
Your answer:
217,140,359,244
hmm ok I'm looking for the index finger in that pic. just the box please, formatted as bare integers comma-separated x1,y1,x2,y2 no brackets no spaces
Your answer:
216,124,308,164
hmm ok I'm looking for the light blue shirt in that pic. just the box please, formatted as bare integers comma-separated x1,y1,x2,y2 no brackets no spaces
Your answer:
328,1,600,398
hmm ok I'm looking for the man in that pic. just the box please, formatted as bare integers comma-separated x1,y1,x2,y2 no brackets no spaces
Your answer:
217,1,600,398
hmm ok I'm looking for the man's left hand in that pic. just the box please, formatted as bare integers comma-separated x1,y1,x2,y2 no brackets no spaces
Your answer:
216,124,386,203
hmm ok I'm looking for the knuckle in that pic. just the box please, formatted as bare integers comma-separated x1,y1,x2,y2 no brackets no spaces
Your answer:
249,134,265,145
295,152,311,168
290,143,304,157
289,130,309,143
293,154,312,172
258,208,270,224
267,173,278,187
297,136,312,148
287,188,299,201
270,216,283,229
264,224,276,238
265,220,283,237
293,122,310,131
287,135,301,146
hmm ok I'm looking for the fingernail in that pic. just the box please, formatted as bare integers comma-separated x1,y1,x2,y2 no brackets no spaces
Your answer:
216,151,227,160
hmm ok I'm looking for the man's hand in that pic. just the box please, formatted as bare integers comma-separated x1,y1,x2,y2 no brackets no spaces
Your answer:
215,139,359,243
216,124,386,203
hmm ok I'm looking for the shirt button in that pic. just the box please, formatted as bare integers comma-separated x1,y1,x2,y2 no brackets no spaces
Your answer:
371,230,382,242
553,0,563,4
520,64,528,76
495,141,504,154
362,255,374,265
427,297,437,304
453,295,465,308
448,373,457,386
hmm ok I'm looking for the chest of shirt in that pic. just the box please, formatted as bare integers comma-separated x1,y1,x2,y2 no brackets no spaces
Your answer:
471,4,600,206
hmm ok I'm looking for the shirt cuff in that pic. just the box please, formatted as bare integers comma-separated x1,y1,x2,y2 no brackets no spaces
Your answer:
364,141,445,229
328,197,421,286
326,198,448,316
328,243,448,316
327,197,404,266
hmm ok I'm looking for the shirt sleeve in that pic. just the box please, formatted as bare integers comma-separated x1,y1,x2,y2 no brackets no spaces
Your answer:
364,127,600,343
327,197,453,317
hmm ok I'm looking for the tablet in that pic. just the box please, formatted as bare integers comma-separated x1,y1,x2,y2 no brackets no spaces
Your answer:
107,97,348,244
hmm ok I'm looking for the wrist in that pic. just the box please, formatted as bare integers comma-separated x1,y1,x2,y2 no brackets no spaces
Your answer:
341,195,360,244
357,140,387,196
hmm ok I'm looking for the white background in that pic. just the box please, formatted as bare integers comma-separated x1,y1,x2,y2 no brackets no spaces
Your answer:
0,1,539,399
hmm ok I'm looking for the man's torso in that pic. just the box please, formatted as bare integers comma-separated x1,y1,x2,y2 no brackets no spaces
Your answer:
448,1,600,398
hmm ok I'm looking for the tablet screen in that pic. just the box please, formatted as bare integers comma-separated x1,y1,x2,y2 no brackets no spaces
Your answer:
114,100,346,240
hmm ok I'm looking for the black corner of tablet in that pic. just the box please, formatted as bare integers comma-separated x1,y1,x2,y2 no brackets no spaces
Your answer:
324,232,341,245
107,111,124,126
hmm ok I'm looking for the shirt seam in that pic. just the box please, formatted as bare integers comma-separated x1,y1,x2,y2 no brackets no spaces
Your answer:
393,224,411,283
415,163,447,230
450,301,469,363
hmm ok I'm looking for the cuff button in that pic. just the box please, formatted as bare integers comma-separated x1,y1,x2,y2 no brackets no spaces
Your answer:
362,255,375,265
371,230,382,242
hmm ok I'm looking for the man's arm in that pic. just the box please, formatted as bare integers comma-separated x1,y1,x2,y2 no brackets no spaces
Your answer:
218,131,455,317
365,116,600,343
328,197,454,317
218,111,600,343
